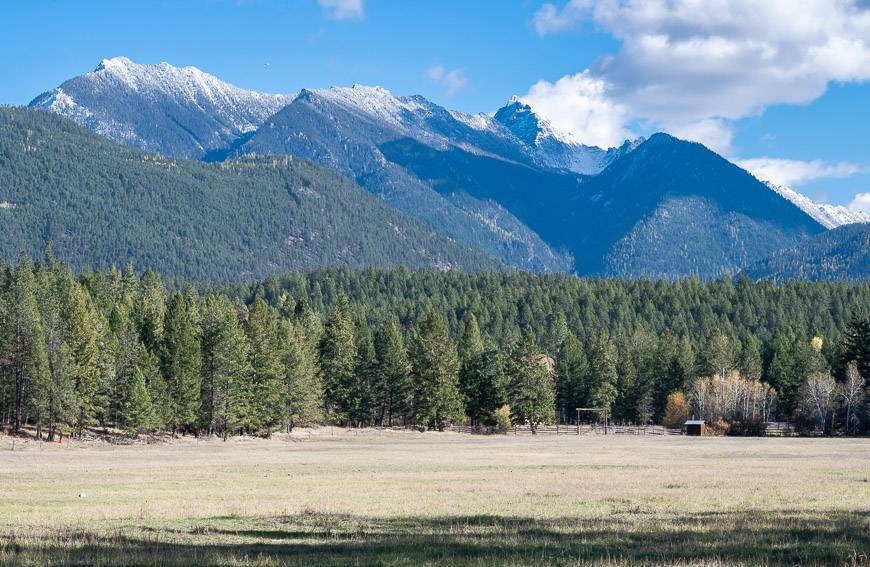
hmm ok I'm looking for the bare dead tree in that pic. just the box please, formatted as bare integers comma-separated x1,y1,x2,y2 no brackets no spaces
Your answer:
841,362,865,436
800,372,840,435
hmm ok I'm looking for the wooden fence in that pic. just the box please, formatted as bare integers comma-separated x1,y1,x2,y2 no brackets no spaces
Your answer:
762,422,798,437
447,424,683,436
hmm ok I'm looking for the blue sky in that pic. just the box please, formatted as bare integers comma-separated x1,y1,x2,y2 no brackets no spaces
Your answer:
2,0,868,209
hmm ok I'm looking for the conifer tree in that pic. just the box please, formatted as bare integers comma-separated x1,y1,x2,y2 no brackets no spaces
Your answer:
319,295,356,423
556,333,588,423
121,366,157,433
458,314,492,425
2,255,50,435
411,310,464,430
137,270,166,354
841,308,870,380
61,276,100,436
586,333,618,418
373,317,411,426
162,291,202,433
460,337,505,426
506,329,554,432
350,322,377,426
738,335,763,381
699,330,735,378
280,320,322,432
34,262,75,439
200,296,252,436
246,299,285,433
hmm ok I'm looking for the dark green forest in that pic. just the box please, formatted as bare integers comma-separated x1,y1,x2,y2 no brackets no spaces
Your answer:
0,107,499,281
2,252,868,439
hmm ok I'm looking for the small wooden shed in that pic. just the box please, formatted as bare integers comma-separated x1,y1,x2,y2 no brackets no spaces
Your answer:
685,419,706,436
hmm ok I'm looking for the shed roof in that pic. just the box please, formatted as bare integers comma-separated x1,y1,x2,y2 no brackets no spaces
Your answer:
685,420,705,425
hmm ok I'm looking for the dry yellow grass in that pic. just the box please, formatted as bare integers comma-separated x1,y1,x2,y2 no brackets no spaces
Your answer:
0,430,868,565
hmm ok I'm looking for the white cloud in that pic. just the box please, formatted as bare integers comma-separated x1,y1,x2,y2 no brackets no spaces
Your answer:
317,0,363,20
735,158,866,187
521,71,631,148
426,65,469,96
525,0,870,151
847,192,870,214
668,118,735,155
532,0,590,35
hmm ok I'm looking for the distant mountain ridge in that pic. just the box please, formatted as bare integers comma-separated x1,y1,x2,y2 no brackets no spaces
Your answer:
743,223,870,281
26,57,854,280
763,182,870,229
30,57,293,158
234,84,575,273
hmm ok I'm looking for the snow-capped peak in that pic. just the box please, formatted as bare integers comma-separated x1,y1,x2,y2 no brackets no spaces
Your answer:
309,84,432,130
494,99,578,147
493,98,641,175
764,182,870,229
30,57,294,157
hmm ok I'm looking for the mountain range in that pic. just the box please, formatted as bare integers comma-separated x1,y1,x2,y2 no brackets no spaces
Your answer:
20,57,869,281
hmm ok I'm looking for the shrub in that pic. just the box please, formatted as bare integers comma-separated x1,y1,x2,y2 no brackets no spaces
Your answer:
493,405,512,433
662,392,689,429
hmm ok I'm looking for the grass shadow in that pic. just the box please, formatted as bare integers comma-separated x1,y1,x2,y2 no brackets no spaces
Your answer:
1,510,868,566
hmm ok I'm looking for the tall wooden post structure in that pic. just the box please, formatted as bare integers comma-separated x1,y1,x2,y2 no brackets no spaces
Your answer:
575,407,608,435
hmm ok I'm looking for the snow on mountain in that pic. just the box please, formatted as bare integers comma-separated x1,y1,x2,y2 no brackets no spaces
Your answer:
764,182,870,229
493,99,643,175
295,85,535,165
30,57,294,157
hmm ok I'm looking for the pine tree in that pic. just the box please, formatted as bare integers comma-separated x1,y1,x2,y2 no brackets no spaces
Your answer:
161,291,202,433
319,295,356,423
137,270,166,354
841,308,870,380
280,320,322,432
411,311,464,430
462,336,505,426
506,329,554,432
556,333,588,423
1,255,50,436
699,330,735,378
246,299,284,433
458,314,498,425
586,333,618,418
373,317,411,426
34,262,75,440
120,366,157,433
200,296,252,437
60,275,100,436
350,322,377,426
738,335,763,381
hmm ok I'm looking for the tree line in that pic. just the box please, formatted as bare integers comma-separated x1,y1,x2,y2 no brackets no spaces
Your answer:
2,253,869,438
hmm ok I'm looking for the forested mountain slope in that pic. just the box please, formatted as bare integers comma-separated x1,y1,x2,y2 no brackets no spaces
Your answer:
234,86,574,273
744,223,870,281
0,107,501,280
382,134,825,278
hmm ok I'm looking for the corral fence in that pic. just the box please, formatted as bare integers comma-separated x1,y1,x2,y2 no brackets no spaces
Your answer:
447,424,683,436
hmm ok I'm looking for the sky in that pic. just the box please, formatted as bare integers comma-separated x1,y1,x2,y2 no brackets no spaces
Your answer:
1,0,869,210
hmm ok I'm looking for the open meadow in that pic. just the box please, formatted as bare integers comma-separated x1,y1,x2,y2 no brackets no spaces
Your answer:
0,430,868,566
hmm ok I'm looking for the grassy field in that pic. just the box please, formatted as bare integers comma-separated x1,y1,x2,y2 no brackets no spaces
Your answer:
0,430,868,566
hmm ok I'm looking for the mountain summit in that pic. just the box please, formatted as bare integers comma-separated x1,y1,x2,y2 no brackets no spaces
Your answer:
29,57,293,158
493,99,643,174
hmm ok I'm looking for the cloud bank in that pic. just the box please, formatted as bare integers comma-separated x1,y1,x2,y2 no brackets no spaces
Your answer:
526,0,870,155
735,158,866,188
